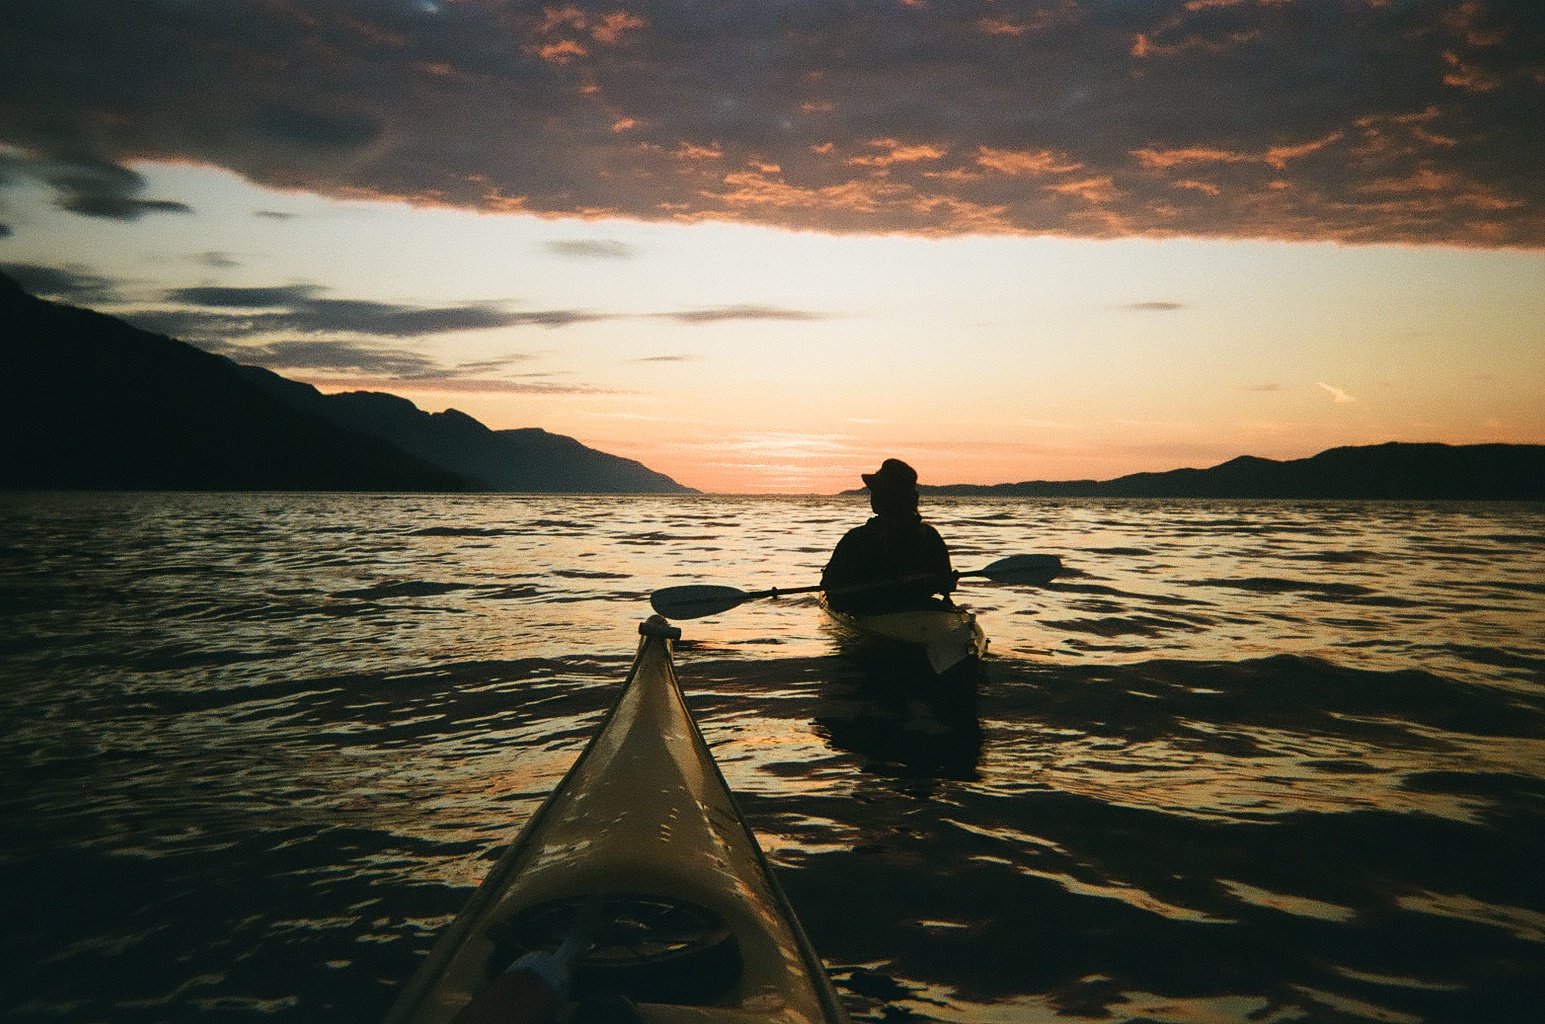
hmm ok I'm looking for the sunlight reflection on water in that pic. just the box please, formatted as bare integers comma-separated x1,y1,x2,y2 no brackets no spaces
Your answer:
1,492,1542,1023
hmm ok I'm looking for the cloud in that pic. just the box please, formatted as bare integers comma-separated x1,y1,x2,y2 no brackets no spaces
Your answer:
659,304,832,325
1120,300,1186,312
1,2,1539,245
195,334,607,394
1,261,124,304
3,262,684,396
301,372,615,396
156,283,602,337
200,336,447,378
115,280,831,344
0,151,191,220
168,284,322,309
546,238,638,260
258,103,382,149
267,299,521,337
1316,381,1357,404
387,376,615,395
193,251,242,269
454,355,534,373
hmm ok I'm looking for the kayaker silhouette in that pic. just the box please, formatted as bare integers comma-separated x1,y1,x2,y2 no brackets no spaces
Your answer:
822,458,956,613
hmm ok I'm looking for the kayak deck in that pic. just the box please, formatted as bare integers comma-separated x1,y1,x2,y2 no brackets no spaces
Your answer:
820,595,987,674
386,618,848,1024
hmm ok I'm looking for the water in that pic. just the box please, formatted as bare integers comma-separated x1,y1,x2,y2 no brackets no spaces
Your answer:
2,493,1542,1023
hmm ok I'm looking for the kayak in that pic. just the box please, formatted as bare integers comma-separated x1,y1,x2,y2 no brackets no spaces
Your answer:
819,595,987,674
385,616,850,1024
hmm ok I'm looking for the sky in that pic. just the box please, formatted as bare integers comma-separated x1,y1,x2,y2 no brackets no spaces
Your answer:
2,0,1542,494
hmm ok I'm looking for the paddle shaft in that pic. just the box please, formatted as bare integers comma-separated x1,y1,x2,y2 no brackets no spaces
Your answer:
650,554,1060,619
760,558,1053,600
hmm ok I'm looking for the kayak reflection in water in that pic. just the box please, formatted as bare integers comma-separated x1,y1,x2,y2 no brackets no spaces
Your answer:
822,458,956,613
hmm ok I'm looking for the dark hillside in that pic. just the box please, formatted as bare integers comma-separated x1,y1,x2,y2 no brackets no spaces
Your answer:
0,273,470,491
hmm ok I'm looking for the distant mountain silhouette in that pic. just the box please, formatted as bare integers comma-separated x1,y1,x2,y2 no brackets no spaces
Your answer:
1,273,470,491
241,367,694,493
925,443,1545,500
0,272,693,493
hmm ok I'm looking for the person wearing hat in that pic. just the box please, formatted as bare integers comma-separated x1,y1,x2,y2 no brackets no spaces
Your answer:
821,458,956,613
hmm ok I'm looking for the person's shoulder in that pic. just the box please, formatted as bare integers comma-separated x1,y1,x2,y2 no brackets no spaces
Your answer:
832,520,875,547
918,520,951,552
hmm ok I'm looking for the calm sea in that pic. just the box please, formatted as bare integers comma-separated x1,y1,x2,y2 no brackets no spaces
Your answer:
2,493,1542,1023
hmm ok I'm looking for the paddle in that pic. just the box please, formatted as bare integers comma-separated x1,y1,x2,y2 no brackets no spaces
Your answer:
649,553,1062,620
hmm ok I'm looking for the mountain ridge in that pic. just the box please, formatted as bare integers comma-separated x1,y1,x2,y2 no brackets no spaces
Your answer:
0,271,694,493
240,366,693,493
919,443,1545,500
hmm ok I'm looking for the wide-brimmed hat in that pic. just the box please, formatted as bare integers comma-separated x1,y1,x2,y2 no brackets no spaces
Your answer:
861,458,918,493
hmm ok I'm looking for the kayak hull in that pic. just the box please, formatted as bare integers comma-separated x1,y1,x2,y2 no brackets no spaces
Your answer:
820,596,987,674
386,618,848,1024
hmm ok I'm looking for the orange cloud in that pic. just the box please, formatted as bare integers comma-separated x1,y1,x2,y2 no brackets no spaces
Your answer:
533,5,645,58
536,39,586,64
1443,51,1502,92
979,18,1028,37
981,0,1081,36
1130,21,1263,59
673,142,723,161
1048,175,1121,204
696,166,1018,235
1134,146,1251,169
1362,167,1521,211
1136,133,1343,173
715,170,906,214
1353,108,1461,162
1264,132,1343,169
847,139,948,168
976,147,1083,176
1174,179,1222,196
1443,1,1506,47
537,6,587,35
591,11,646,45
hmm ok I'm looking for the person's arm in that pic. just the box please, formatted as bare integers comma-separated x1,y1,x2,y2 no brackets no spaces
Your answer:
922,525,955,594
821,529,862,591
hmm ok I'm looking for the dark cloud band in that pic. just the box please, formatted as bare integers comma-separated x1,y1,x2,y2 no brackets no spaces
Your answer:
2,0,1539,244
156,284,596,337
1,152,191,221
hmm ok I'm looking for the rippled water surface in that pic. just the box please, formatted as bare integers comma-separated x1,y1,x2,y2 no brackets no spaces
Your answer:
2,493,1542,1023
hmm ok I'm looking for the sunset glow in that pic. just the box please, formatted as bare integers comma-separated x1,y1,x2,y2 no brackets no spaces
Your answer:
2,1,1541,493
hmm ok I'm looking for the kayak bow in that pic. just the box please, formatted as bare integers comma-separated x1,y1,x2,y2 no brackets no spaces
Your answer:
386,617,849,1024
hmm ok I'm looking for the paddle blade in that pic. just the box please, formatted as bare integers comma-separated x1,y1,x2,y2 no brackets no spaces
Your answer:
649,584,749,620
974,553,1062,586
